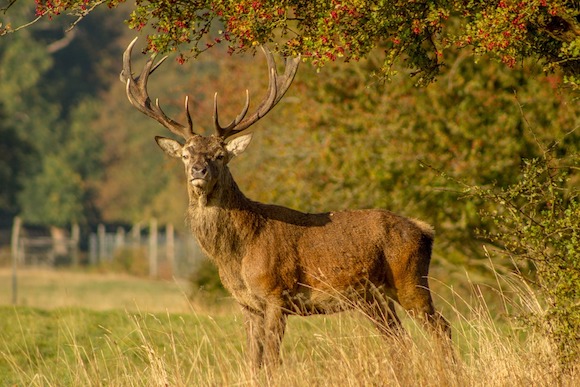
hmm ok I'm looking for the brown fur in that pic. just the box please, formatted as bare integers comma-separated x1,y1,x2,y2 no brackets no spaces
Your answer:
156,134,451,369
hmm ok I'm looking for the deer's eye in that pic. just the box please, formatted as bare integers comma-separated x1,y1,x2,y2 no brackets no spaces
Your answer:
216,154,225,161
182,154,190,160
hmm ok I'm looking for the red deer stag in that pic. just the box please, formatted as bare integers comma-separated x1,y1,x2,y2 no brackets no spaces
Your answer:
121,37,450,369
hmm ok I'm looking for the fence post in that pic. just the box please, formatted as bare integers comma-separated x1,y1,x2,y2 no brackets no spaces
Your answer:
149,218,158,278
131,222,141,246
97,224,106,262
71,223,80,266
166,223,175,277
11,216,22,305
115,227,126,250
89,233,98,265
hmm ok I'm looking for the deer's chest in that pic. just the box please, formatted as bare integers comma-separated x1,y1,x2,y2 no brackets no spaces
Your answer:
217,263,265,311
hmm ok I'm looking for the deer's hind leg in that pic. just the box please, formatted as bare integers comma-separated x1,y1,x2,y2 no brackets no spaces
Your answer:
362,292,412,364
365,297,405,339
359,284,406,338
396,281,458,365
396,281,451,341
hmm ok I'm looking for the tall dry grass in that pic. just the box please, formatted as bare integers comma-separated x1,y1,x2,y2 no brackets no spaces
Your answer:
1,269,578,386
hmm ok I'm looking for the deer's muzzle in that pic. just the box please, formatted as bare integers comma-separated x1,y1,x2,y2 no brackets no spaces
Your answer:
190,164,207,178
189,164,212,189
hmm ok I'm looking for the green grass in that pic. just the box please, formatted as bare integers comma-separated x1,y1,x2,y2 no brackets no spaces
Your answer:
0,306,244,385
0,268,578,385
0,268,194,312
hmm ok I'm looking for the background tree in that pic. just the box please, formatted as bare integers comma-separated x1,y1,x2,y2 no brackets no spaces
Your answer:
0,1,125,230
0,117,35,218
0,2,57,222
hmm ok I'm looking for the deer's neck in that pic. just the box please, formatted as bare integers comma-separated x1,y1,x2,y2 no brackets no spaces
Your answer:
186,172,260,262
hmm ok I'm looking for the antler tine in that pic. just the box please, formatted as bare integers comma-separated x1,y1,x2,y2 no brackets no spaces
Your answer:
121,37,195,140
213,90,250,137
184,95,194,133
214,46,300,139
120,36,139,83
148,54,168,75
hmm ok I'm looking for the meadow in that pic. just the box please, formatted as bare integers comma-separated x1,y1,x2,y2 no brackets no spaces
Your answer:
0,268,577,386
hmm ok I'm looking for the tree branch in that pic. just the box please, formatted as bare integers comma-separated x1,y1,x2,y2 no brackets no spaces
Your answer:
0,15,43,36
0,0,17,13
46,29,77,53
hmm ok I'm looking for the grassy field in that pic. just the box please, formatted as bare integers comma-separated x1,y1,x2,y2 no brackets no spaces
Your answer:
0,268,194,313
0,268,577,386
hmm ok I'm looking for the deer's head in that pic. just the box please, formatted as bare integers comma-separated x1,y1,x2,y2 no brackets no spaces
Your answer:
154,134,252,200
120,38,299,201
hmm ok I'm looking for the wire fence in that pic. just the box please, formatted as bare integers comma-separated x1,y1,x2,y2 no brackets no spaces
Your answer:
9,217,206,280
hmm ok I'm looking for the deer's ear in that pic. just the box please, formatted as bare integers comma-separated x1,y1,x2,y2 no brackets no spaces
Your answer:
155,136,183,158
225,133,253,157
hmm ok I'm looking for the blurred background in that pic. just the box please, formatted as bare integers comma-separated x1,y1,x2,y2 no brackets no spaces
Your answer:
0,2,578,383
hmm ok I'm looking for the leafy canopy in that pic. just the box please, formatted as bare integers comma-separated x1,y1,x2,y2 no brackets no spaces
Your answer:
2,1,579,87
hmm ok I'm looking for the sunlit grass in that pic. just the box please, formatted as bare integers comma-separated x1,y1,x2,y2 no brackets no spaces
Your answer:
0,268,193,313
0,268,577,385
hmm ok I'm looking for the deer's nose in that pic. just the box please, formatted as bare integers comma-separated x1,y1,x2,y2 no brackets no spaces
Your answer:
191,165,208,179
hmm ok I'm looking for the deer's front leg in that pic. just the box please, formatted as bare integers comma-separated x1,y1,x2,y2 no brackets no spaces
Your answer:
242,306,265,370
263,304,287,369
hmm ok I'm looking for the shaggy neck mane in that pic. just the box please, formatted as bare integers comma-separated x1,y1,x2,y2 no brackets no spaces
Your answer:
186,169,261,261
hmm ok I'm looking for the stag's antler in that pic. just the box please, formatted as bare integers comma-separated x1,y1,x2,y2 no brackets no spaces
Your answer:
120,37,195,139
213,46,300,139
121,37,300,141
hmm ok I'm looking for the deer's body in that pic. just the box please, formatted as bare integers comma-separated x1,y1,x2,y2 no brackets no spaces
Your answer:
121,38,451,369
190,178,434,317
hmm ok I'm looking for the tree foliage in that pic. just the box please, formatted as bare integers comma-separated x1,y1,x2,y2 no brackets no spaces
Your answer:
0,117,36,215
1,1,578,256
0,1,125,226
11,0,579,87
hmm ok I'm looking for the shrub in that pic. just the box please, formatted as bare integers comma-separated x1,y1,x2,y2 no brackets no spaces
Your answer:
188,258,228,304
465,148,579,369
